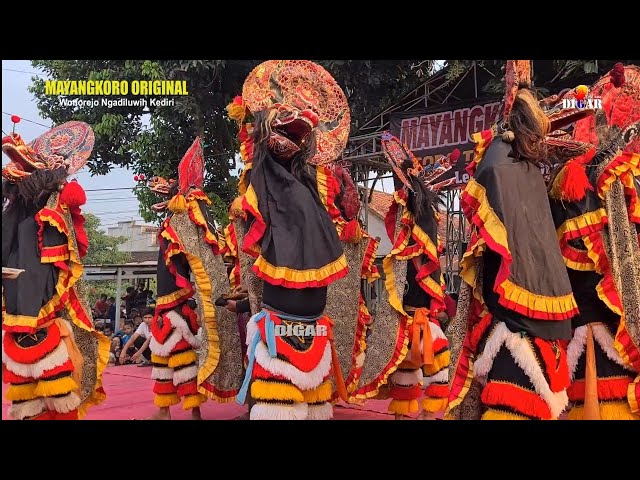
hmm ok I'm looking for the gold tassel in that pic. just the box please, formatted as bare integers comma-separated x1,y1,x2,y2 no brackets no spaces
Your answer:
422,397,448,413
154,393,180,408
34,375,78,397
302,381,333,404
168,349,197,369
182,393,207,410
583,325,601,420
251,380,305,403
168,194,187,213
388,399,419,415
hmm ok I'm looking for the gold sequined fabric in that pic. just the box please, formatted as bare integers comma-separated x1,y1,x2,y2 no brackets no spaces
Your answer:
325,240,367,394
169,213,244,395
358,212,408,390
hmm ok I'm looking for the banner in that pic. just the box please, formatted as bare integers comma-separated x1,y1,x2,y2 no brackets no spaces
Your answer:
389,98,501,189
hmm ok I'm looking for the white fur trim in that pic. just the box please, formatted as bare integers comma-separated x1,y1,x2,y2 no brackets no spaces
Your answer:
151,367,174,381
173,365,198,386
591,324,634,372
567,326,587,380
44,392,81,413
254,341,333,391
247,314,334,391
423,368,449,386
2,341,70,379
429,321,447,342
8,398,46,420
250,402,308,420
306,402,333,420
150,329,183,357
166,310,201,348
474,322,569,419
391,369,423,387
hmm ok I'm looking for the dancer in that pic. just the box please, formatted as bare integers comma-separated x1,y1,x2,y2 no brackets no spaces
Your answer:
231,60,352,420
370,134,453,419
549,63,640,419
446,61,583,420
2,121,110,420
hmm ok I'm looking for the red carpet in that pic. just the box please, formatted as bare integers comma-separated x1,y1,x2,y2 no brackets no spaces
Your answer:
2,364,404,420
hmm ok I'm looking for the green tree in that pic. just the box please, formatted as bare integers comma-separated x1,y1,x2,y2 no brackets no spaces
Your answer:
29,60,425,224
83,213,131,265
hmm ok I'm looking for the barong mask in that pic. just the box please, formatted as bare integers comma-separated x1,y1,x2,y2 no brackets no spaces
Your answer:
499,60,595,163
2,121,94,183
242,60,351,165
380,132,460,192
149,176,177,212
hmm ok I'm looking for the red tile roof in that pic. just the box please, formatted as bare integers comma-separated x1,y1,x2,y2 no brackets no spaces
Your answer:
367,190,394,219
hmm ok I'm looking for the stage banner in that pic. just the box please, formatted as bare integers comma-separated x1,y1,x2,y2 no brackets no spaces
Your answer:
389,97,500,189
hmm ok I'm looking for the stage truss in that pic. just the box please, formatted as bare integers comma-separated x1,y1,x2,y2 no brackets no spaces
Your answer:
343,62,482,294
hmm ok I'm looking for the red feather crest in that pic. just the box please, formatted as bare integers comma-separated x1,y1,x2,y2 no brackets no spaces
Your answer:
178,137,205,194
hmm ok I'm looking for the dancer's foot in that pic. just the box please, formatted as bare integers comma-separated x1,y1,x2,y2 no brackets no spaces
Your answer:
147,407,171,420
233,411,251,420
191,407,202,420
417,411,436,420
394,413,409,420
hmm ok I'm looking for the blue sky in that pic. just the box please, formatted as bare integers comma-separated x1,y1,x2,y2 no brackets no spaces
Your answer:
2,60,145,228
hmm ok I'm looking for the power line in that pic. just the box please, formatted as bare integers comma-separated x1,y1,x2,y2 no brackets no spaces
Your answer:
2,68,46,77
2,112,52,129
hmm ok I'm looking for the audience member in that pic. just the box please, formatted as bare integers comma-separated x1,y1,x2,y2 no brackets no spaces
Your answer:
94,293,109,319
122,286,136,317
119,308,153,366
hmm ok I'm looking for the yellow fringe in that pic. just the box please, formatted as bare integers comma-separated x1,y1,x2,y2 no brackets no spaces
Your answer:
389,399,420,415
168,350,197,369
34,375,78,397
253,253,349,284
568,401,640,420
422,397,448,413
6,382,38,401
423,351,451,376
151,354,169,365
482,408,530,420
182,393,207,410
154,393,180,408
251,380,304,403
302,381,333,404
168,194,187,213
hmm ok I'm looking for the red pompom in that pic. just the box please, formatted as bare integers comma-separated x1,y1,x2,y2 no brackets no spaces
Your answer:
233,95,244,105
59,180,87,208
559,160,593,202
449,148,461,163
139,173,146,180
340,218,363,243
10,115,21,124
133,175,139,181
611,63,626,88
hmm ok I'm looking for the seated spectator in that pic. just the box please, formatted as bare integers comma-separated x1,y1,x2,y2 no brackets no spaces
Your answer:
107,296,117,326
146,290,156,308
131,312,143,329
122,286,136,317
119,308,153,366
118,320,135,345
94,293,109,319
133,285,148,312
103,325,113,337
109,337,122,365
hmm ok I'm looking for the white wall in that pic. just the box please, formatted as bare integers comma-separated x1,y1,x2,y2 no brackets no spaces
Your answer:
107,221,159,252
